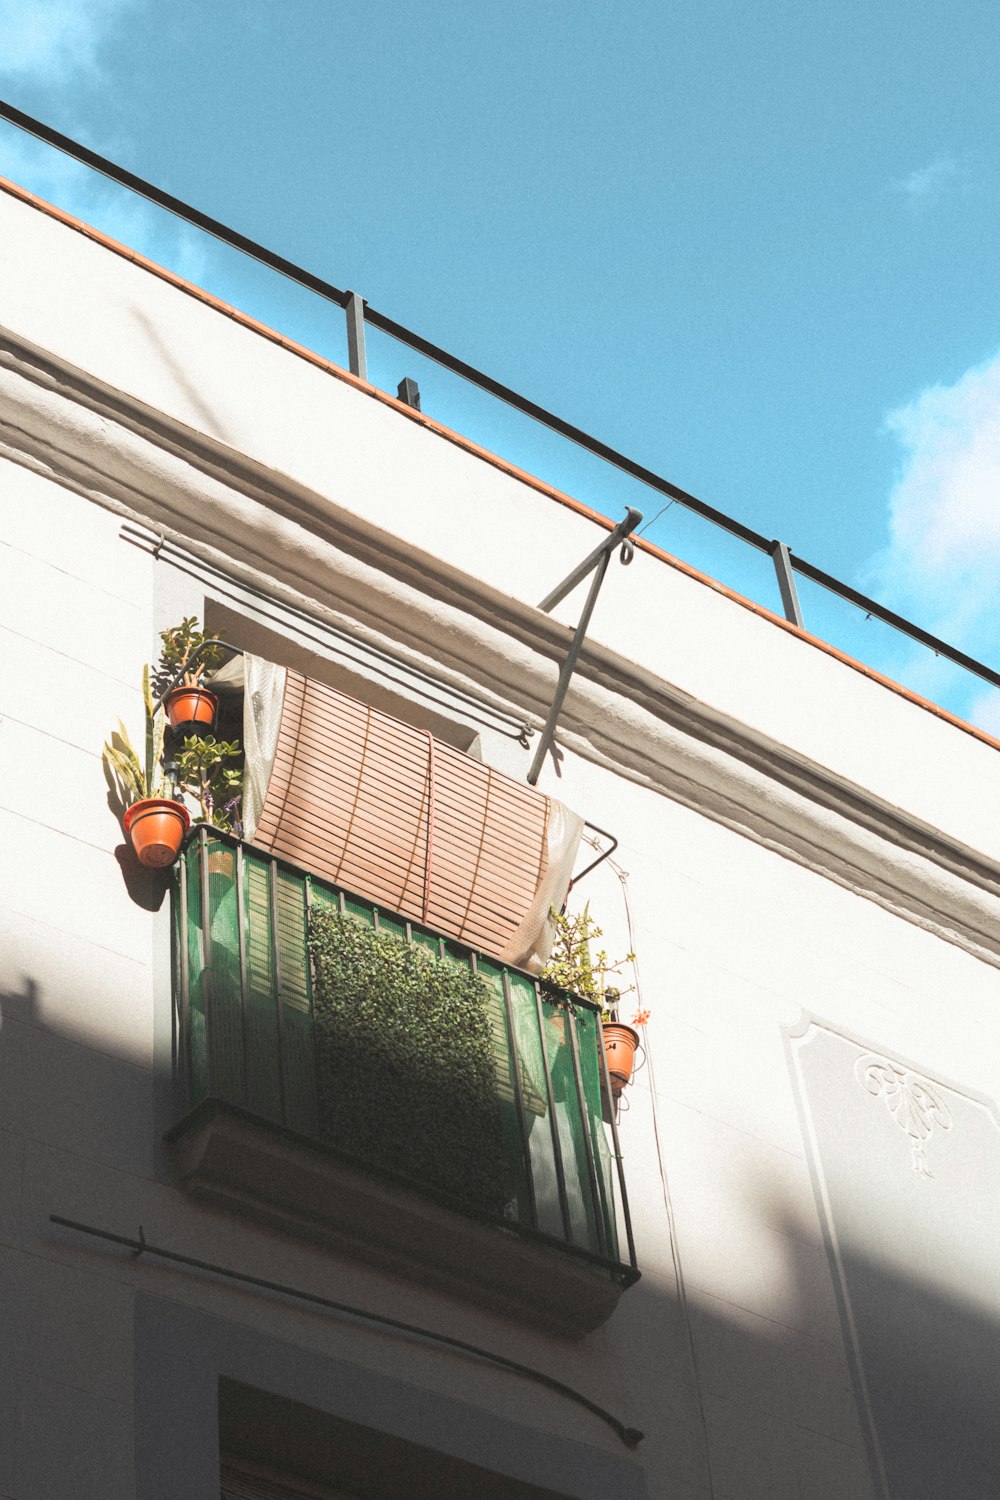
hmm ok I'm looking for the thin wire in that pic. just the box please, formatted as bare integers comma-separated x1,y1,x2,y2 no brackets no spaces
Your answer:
635,500,677,537
598,848,719,1499
50,1215,644,1448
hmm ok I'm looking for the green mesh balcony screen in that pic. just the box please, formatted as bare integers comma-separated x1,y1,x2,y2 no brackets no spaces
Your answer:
175,829,631,1273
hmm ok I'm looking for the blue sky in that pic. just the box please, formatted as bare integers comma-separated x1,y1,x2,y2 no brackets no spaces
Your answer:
2,0,999,728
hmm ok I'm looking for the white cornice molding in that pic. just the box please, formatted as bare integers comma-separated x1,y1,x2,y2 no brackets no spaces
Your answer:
4,326,1000,968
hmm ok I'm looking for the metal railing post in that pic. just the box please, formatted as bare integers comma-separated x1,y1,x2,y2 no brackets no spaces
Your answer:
597,1015,638,1274
267,856,290,1124
566,1007,608,1260
176,847,191,1098
496,967,538,1229
769,539,804,628
304,873,314,1003
234,841,252,1109
533,985,574,1244
197,825,215,1097
345,291,368,381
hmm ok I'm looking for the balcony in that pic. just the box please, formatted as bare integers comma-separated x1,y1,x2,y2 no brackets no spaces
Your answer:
168,827,638,1335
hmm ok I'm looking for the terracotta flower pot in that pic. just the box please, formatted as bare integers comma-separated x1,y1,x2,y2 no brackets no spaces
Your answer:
206,846,235,878
164,685,218,738
602,1022,640,1095
547,1007,568,1047
123,798,191,868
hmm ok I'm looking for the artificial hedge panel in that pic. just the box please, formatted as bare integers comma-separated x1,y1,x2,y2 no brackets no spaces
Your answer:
308,910,511,1216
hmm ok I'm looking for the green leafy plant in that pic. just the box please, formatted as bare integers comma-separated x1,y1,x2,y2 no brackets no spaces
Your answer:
154,615,227,694
102,665,168,806
540,903,635,1021
172,734,243,831
308,910,510,1216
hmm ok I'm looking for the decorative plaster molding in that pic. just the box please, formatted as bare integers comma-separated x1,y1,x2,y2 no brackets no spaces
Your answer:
854,1053,952,1179
5,327,1000,970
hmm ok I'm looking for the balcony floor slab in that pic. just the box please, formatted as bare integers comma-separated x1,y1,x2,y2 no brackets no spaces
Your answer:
167,1098,627,1338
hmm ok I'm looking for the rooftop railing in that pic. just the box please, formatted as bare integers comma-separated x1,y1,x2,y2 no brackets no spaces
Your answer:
3,98,998,729
173,826,638,1286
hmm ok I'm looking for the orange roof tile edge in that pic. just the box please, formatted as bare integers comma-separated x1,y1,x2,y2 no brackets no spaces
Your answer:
3,172,998,759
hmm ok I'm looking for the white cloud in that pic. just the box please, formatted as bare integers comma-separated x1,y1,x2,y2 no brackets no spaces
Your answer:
0,0,210,296
0,0,133,84
876,353,1000,615
966,687,1000,737
894,154,967,210
865,351,1000,729
0,125,211,289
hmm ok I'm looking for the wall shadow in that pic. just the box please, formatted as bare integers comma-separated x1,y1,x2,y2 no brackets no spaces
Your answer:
6,954,1000,1497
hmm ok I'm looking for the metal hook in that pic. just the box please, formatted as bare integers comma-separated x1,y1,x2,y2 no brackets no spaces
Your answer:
619,539,635,566
131,1224,147,1259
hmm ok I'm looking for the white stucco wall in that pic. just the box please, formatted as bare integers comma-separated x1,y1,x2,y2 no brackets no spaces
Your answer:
2,182,999,861
2,179,999,1500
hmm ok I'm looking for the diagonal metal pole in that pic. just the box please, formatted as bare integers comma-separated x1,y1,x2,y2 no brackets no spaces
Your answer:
528,510,642,786
538,508,642,613
528,548,612,786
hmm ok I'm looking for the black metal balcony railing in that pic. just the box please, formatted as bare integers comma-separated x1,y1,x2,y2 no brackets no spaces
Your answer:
172,826,638,1285
3,99,999,724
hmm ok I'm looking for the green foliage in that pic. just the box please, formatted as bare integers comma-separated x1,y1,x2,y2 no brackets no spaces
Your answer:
540,903,635,1020
103,654,243,830
103,664,167,805
172,734,242,829
309,910,510,1215
155,616,226,692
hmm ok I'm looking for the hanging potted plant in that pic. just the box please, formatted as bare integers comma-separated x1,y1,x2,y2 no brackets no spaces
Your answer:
600,1004,643,1097
540,904,641,1096
170,732,243,874
103,666,190,868
155,616,227,739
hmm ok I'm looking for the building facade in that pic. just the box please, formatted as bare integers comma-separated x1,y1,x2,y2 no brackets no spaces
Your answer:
2,173,1000,1499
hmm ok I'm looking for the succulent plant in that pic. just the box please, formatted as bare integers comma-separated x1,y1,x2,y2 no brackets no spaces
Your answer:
154,615,227,693
540,903,635,1021
102,665,168,806
171,734,243,832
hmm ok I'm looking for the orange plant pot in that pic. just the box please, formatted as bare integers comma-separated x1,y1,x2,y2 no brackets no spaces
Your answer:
164,686,218,736
123,798,191,869
602,1022,640,1095
206,845,235,878
547,1007,568,1046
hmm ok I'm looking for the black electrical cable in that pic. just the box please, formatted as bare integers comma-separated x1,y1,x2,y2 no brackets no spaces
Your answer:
50,1215,644,1449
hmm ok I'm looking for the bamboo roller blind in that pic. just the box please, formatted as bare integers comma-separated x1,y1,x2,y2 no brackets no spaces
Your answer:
253,671,553,960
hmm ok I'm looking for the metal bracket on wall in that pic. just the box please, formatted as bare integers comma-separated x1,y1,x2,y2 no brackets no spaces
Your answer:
527,508,642,785
569,821,620,890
